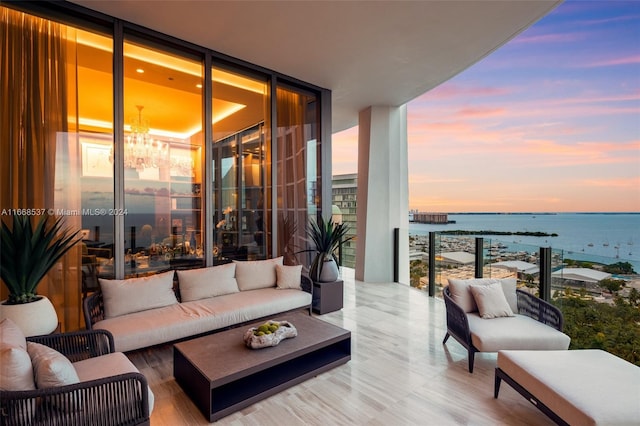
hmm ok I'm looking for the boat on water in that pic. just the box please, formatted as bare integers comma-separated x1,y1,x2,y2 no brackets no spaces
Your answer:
587,243,594,247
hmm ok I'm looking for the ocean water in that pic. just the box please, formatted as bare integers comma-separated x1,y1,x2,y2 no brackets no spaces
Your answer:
409,213,640,272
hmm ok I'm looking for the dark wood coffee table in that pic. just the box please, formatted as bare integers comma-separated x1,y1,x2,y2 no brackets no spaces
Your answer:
173,312,351,422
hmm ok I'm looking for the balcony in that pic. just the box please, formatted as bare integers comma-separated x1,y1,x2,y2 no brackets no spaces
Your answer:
410,234,640,367
129,267,559,424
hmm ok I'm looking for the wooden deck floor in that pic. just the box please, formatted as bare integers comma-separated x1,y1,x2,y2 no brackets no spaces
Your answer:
127,268,554,425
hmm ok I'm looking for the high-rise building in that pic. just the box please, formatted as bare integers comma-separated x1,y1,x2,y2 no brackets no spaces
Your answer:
332,174,358,268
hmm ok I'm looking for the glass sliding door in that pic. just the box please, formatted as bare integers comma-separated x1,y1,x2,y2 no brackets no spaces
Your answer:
123,37,204,276
212,66,269,261
276,85,320,266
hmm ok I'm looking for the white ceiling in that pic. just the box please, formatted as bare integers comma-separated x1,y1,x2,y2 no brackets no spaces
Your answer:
69,0,561,133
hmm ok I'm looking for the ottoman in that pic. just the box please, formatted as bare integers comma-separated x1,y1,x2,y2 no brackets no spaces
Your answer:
495,350,640,426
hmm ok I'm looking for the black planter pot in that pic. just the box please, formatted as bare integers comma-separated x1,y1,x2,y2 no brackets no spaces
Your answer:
312,279,343,314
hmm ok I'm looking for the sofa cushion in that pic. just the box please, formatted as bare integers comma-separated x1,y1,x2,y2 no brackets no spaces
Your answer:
0,347,35,391
99,270,177,318
0,318,27,350
276,264,303,290
73,352,154,414
94,288,311,352
27,342,80,389
234,257,284,291
448,277,517,313
177,263,239,302
469,282,514,319
468,313,570,352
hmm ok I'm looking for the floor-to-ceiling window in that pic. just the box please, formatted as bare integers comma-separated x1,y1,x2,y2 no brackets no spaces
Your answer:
276,85,320,266
1,3,327,330
211,66,269,261
122,36,204,276
1,7,114,330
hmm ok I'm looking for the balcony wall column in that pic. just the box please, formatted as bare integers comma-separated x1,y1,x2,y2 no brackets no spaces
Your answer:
355,105,409,284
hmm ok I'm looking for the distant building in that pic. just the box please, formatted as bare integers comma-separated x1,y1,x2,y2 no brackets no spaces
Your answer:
332,174,357,268
413,212,449,224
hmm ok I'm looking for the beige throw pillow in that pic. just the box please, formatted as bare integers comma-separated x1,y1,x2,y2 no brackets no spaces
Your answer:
0,318,27,350
27,342,80,389
0,347,36,391
448,277,518,313
234,257,284,291
177,263,239,302
469,282,514,319
99,270,177,318
276,264,303,290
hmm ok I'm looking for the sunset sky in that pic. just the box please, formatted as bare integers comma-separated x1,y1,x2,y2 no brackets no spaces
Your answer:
332,0,640,213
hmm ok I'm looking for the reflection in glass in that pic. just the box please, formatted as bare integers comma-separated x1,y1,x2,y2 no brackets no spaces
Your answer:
276,86,319,267
212,67,268,261
123,37,204,276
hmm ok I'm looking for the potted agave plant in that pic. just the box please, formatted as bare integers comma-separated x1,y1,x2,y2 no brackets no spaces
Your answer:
0,214,81,336
307,216,352,282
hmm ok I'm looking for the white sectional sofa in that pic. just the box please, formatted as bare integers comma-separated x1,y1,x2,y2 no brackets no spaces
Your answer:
83,258,312,352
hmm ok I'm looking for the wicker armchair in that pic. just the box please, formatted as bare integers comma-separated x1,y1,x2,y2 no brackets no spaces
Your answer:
0,329,150,426
443,286,568,373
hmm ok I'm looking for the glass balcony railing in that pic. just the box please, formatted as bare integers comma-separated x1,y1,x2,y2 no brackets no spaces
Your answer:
409,232,640,366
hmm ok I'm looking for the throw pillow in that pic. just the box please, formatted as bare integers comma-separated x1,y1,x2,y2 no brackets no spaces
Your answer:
177,263,239,302
275,264,303,290
469,282,514,319
447,278,497,313
0,318,27,350
99,270,178,318
234,257,284,291
0,347,36,391
27,342,80,389
498,277,518,313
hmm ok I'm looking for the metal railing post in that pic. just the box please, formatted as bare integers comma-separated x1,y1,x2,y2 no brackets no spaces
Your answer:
428,232,436,297
393,228,399,283
539,247,552,301
475,237,484,278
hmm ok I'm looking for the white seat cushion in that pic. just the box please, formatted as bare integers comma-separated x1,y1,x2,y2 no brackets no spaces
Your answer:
468,313,570,352
94,288,311,352
498,350,640,426
73,352,154,414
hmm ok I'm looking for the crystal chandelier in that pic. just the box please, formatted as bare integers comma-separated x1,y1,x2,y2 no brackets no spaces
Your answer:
125,105,168,171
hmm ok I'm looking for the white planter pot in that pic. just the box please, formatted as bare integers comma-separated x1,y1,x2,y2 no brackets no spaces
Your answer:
0,296,58,337
318,258,340,282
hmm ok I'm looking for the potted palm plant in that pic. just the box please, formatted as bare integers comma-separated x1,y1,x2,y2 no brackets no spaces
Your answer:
0,214,81,336
307,216,352,282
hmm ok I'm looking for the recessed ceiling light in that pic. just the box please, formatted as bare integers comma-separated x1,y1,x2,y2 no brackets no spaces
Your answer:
196,84,203,89
136,68,144,73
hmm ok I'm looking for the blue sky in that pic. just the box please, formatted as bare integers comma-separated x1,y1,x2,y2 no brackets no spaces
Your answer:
332,0,640,212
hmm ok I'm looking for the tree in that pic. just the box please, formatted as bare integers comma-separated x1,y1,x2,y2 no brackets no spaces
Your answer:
599,278,626,294
628,288,640,307
603,262,636,275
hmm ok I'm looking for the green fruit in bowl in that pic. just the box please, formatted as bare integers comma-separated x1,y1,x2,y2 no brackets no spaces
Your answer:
269,325,278,332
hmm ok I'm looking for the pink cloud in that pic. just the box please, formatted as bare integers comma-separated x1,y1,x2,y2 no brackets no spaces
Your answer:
419,84,510,101
513,32,585,45
585,55,640,67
